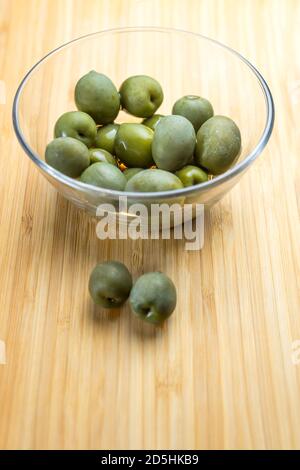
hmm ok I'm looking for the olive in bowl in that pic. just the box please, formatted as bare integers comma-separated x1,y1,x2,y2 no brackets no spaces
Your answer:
54,111,97,148
89,261,133,308
119,75,163,118
194,115,241,174
89,148,117,166
115,123,154,168
94,123,119,154
130,272,177,325
152,115,196,172
142,114,164,131
125,168,183,192
123,168,143,181
172,95,213,132
175,165,208,187
75,71,120,125
80,162,126,190
45,137,90,178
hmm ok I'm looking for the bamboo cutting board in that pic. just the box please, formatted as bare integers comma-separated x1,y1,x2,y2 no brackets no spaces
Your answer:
0,0,300,450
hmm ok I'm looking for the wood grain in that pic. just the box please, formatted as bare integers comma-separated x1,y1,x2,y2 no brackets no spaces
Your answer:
0,0,300,450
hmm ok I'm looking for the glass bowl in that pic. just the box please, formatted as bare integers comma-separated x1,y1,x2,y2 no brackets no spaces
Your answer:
13,27,274,215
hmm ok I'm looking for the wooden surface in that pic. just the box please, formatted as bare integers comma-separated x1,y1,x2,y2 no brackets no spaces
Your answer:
0,0,300,450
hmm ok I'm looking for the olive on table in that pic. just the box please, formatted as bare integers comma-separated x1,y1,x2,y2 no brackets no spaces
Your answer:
129,272,177,325
89,148,117,166
172,95,213,132
75,71,120,125
175,165,208,187
115,123,154,168
142,114,164,131
125,169,183,192
152,115,196,172
94,123,119,154
119,75,163,118
54,111,97,148
123,168,143,181
45,137,90,178
80,162,126,191
194,115,241,175
89,261,133,308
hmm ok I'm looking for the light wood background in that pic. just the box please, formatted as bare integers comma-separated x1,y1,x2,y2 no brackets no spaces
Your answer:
0,0,300,450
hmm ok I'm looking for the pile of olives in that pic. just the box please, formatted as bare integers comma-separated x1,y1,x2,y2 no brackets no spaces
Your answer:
45,71,242,192
89,261,177,325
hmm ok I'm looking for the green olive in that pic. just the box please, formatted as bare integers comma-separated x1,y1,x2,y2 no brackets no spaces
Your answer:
94,124,119,154
80,162,126,190
54,111,97,148
89,148,117,166
115,123,154,168
130,272,177,324
194,115,241,174
142,114,164,131
152,115,196,172
123,168,143,181
75,71,120,125
119,75,163,118
45,137,90,177
125,169,183,192
175,165,208,187
89,261,133,308
172,95,214,132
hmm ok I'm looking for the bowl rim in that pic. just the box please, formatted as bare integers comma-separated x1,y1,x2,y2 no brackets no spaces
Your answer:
12,26,275,200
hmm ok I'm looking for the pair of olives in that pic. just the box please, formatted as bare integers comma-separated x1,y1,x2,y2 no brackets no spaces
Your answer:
89,261,177,325
45,70,242,193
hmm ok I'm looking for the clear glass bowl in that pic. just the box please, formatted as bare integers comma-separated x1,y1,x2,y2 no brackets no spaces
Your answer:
13,27,274,215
